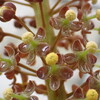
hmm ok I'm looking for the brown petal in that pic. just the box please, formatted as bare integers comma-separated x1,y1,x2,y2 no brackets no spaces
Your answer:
59,6,69,18
36,84,47,94
74,87,84,98
24,81,35,96
49,17,61,29
49,75,60,91
72,39,83,51
5,70,15,79
26,50,36,65
4,2,16,11
5,46,15,56
37,66,49,79
77,9,83,20
3,9,15,21
63,53,77,65
37,43,50,56
87,54,97,65
18,43,30,54
59,66,73,80
35,27,45,41
29,96,39,100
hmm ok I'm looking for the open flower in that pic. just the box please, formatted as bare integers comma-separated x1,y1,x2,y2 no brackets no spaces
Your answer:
63,40,97,77
18,28,50,65
50,6,82,36
37,52,73,91
0,44,20,80
12,81,39,100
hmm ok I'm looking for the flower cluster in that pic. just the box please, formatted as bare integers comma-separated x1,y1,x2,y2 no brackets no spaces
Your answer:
0,0,100,100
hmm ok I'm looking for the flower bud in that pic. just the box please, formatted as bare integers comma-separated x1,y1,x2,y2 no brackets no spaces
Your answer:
96,9,100,20
0,3,16,21
45,52,58,65
86,41,98,53
86,89,98,100
65,9,76,21
3,88,13,100
22,32,34,44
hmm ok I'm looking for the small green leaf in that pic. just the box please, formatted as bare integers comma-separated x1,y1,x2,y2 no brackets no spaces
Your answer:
11,93,27,100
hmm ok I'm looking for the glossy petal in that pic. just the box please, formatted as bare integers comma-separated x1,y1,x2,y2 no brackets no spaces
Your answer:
15,53,20,63
74,87,84,98
79,61,91,73
49,17,61,29
37,43,50,56
87,54,97,65
72,40,83,51
24,81,35,96
59,6,69,18
29,96,38,100
18,43,30,53
5,46,15,57
35,28,45,41
77,9,83,20
37,66,49,79
70,21,82,31
94,70,100,80
5,70,15,79
49,75,60,91
26,50,36,65
0,62,9,72
59,66,73,80
63,53,77,65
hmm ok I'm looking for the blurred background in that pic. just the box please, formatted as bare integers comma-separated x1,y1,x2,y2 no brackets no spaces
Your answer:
0,0,100,99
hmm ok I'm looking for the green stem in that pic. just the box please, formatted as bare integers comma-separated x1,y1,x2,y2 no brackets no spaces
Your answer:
96,49,100,52
31,0,55,45
31,0,67,100
45,80,67,100
86,15,96,20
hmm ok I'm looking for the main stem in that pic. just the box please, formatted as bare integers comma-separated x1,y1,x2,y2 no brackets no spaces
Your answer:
31,0,55,45
31,0,67,100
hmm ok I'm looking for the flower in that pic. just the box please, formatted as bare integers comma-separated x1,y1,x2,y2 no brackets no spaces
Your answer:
22,32,34,44
19,28,50,65
37,53,73,91
86,41,98,53
65,9,76,21
3,88,13,100
50,7,82,36
45,52,58,65
86,89,98,100
96,9,100,20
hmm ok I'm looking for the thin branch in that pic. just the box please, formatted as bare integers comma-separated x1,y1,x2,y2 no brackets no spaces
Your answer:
19,70,37,77
39,2,45,27
10,0,31,7
52,0,79,15
5,33,21,40
18,63,37,73
14,15,35,36
49,0,61,14
51,30,62,51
